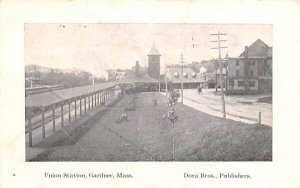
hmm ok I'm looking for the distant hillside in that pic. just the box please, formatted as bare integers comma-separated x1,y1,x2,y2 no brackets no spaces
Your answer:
25,64,87,74
25,64,106,89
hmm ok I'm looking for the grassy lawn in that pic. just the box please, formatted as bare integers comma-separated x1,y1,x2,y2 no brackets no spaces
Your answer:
33,92,272,161
257,96,272,104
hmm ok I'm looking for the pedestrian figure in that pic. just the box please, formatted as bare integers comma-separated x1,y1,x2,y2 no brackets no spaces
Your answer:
120,113,129,121
197,85,202,94
154,98,157,106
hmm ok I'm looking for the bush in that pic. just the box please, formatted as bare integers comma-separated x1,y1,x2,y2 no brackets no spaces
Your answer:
116,113,130,123
164,90,180,123
123,106,136,111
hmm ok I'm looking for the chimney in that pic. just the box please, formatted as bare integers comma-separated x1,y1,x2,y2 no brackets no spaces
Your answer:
135,60,140,76
244,46,249,57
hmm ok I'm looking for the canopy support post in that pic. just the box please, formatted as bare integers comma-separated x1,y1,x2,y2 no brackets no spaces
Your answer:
41,108,45,139
84,97,87,115
74,100,77,119
61,104,64,127
92,95,94,109
52,106,56,133
27,110,33,147
68,101,71,123
88,95,91,111
80,98,82,116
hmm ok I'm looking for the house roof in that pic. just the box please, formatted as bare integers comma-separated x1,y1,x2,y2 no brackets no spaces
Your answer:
240,39,272,58
147,42,161,56
216,68,227,74
229,57,266,60
201,61,215,73
118,72,159,83
166,67,204,83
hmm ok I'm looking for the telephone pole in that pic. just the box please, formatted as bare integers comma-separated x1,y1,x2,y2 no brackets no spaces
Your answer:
211,31,227,119
165,64,168,96
180,53,185,104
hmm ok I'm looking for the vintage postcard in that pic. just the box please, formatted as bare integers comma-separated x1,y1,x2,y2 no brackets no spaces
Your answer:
24,23,272,162
1,1,300,188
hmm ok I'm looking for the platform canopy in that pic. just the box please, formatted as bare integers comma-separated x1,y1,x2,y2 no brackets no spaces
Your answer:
118,73,159,84
25,81,118,109
26,73,158,109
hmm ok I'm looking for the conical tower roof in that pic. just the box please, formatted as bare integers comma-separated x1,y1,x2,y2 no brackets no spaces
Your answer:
147,42,161,56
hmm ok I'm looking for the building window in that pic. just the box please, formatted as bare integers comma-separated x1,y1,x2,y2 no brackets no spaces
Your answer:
236,60,239,66
236,70,240,76
237,81,245,87
249,60,255,66
249,81,256,87
249,70,254,77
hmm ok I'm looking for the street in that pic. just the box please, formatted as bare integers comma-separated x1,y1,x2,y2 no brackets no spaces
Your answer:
179,89,272,126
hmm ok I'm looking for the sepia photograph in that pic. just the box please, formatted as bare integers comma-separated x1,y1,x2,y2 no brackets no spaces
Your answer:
25,24,272,162
2,1,300,187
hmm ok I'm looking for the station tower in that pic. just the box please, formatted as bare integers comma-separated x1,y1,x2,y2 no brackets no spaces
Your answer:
147,43,161,80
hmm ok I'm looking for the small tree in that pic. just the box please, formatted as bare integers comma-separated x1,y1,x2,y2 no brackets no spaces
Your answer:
164,90,180,160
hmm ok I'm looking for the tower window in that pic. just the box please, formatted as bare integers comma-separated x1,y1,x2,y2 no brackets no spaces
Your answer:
249,70,254,77
250,60,255,66
249,81,256,87
238,81,245,87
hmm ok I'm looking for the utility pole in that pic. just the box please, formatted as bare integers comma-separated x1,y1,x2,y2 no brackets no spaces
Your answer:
159,76,161,92
32,65,37,88
215,60,218,92
211,31,227,119
165,66,168,96
180,53,185,104
225,52,229,92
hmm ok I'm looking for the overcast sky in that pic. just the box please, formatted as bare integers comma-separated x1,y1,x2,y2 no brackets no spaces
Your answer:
25,24,272,77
